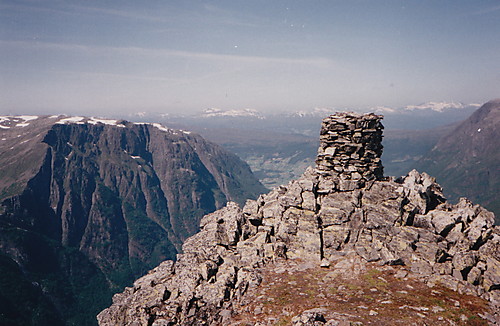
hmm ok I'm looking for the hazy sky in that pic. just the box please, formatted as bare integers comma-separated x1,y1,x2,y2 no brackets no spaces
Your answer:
1,1,499,115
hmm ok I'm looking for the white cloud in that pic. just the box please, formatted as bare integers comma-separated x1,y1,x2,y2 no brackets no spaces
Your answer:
0,40,334,69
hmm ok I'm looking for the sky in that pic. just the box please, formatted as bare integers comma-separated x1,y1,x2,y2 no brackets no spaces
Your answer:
1,0,499,116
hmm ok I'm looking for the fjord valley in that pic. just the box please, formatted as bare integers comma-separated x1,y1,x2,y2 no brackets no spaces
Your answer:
0,115,266,325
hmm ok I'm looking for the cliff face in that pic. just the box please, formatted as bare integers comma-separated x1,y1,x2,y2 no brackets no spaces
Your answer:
0,116,266,325
98,113,500,326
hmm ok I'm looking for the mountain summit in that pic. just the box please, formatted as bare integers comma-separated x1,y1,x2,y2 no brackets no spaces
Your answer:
98,112,500,325
0,115,266,325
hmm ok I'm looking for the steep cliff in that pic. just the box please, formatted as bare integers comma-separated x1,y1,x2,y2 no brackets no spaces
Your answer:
0,116,266,325
98,113,500,325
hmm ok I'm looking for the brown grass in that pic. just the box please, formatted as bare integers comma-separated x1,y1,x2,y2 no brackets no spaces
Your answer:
231,260,491,325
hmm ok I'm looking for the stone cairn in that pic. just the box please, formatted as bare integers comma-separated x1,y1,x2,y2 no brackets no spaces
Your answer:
315,112,384,190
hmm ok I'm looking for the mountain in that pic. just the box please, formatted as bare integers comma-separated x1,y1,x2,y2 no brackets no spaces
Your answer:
287,102,479,130
383,101,479,113
416,99,500,224
98,112,500,325
0,115,266,325
127,101,479,134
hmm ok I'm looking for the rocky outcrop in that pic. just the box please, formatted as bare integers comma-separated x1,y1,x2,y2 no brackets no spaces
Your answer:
98,113,500,325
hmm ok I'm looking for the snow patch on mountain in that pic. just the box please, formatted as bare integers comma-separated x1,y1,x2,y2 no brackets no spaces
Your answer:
134,122,189,135
17,115,39,122
88,118,125,127
402,102,480,112
56,116,85,124
151,123,171,133
371,106,396,114
0,115,40,128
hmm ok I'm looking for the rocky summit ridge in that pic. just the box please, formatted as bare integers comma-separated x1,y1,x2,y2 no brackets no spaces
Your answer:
98,112,500,326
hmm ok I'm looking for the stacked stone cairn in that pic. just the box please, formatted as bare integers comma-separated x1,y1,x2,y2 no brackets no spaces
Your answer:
315,112,384,191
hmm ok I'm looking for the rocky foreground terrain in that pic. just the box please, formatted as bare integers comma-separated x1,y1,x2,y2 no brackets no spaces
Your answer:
98,113,500,325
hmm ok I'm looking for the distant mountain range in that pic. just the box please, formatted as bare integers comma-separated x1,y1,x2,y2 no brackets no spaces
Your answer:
0,116,266,325
123,101,481,185
376,101,480,113
126,101,479,136
123,100,498,223
128,101,479,121
291,101,480,117
201,108,264,119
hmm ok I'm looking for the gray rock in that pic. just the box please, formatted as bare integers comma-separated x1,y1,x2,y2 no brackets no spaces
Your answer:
430,210,460,235
291,308,327,325
483,257,500,291
323,225,351,253
452,252,478,274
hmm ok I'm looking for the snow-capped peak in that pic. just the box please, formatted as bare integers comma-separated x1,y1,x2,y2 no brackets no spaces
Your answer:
201,108,264,119
370,106,396,114
56,116,126,127
291,107,347,118
402,102,479,112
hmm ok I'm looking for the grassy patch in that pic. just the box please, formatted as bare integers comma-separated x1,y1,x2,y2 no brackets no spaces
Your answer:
273,318,290,326
361,268,388,290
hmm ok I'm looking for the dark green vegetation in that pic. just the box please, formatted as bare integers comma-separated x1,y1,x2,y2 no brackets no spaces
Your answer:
0,253,64,326
415,99,500,224
0,117,266,325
